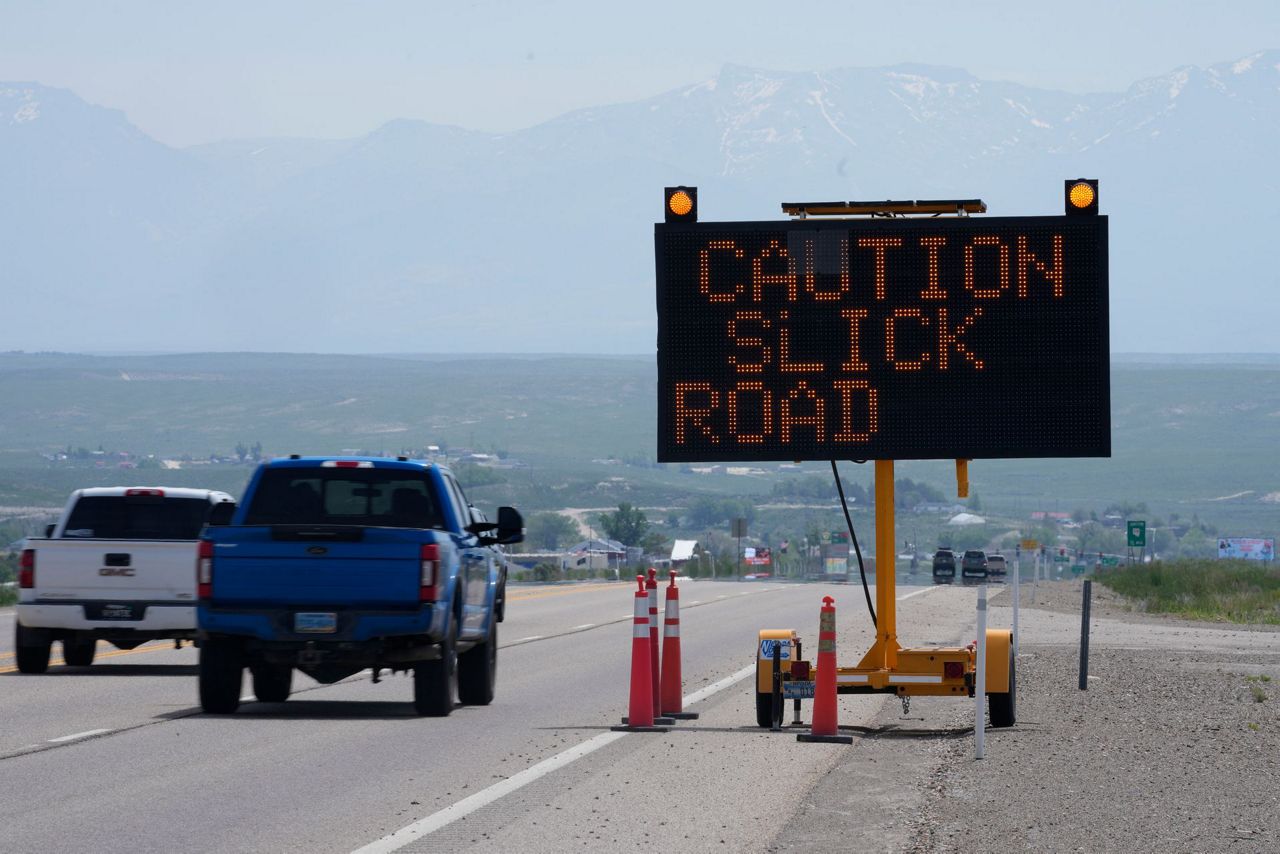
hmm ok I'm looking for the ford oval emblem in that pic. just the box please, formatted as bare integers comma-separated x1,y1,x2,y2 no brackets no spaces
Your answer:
307,546,328,555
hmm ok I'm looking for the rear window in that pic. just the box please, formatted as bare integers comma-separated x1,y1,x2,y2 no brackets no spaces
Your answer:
964,551,985,559
63,496,213,540
244,467,443,528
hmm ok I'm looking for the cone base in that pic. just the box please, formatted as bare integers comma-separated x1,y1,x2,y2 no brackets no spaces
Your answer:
663,711,700,719
611,724,670,732
796,733,854,744
622,715,675,726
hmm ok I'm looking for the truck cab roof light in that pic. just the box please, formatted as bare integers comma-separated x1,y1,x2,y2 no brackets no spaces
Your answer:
321,460,374,468
124,488,165,497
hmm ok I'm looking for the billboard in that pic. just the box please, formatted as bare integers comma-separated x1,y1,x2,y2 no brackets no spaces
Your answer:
1217,538,1275,561
656,214,1109,462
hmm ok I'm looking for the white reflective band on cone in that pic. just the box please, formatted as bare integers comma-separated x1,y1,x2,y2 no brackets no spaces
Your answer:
664,622,680,637
665,599,678,619
633,597,648,637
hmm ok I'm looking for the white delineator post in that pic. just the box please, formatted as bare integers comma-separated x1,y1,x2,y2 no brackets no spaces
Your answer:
1011,553,1020,658
975,584,987,760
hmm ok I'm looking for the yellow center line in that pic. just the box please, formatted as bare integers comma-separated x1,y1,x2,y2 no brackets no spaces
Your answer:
506,583,625,603
0,641,185,674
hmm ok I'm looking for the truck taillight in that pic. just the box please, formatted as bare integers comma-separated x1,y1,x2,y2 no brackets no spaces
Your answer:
420,543,440,602
125,488,165,497
18,548,35,588
197,540,214,600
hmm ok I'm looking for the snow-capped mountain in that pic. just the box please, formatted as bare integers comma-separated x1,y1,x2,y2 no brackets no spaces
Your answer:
2,53,1278,353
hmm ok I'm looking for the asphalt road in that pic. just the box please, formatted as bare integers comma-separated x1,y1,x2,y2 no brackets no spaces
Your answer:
0,579,983,853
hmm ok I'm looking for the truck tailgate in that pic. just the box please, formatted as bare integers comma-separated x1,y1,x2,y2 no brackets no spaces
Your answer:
33,539,198,601
208,527,430,608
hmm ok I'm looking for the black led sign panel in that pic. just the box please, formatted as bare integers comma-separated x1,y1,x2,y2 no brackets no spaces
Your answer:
655,215,1109,462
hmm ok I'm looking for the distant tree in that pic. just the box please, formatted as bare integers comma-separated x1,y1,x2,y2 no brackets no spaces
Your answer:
524,512,582,550
640,531,669,557
251,441,263,461
1071,507,1088,524
235,442,248,461
597,502,649,546
455,463,506,488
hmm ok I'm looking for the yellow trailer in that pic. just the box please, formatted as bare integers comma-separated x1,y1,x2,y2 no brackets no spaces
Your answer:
756,460,1014,729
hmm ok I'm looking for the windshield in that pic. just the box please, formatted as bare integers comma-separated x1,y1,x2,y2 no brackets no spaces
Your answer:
63,496,213,539
243,467,443,528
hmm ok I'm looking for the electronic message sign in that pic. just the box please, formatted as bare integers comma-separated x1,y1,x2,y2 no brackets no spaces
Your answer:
655,211,1109,462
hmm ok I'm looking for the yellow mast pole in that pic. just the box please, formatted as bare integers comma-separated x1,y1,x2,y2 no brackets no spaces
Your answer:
874,459,898,669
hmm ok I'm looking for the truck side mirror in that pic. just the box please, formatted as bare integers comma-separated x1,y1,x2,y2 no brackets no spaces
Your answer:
496,506,524,545
206,501,237,526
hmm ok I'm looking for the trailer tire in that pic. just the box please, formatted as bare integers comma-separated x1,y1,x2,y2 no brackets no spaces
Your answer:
414,620,457,716
458,619,497,706
755,691,773,728
15,624,52,674
63,634,97,667
200,639,244,714
252,665,293,703
989,647,1016,728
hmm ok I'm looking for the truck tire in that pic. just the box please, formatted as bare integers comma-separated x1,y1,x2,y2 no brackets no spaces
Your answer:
414,620,457,716
252,665,293,703
458,620,497,706
200,639,244,714
989,648,1016,728
15,624,52,674
63,634,97,667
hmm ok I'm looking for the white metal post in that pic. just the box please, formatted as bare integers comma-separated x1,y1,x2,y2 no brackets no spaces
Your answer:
975,584,987,759
1011,552,1020,658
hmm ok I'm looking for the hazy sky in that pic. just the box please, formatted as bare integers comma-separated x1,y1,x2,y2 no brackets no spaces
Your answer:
2,0,1278,146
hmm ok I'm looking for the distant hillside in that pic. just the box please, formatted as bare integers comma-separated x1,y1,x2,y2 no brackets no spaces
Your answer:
3,51,1280,354
0,352,1276,535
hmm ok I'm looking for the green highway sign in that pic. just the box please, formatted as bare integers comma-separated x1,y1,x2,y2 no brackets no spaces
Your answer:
1127,520,1146,548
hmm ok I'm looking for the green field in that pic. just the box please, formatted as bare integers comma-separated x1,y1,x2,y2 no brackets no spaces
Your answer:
1097,558,1280,624
0,352,1276,554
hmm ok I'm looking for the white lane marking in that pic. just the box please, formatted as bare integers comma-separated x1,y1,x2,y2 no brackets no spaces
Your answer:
514,635,543,643
352,732,627,854
687,600,701,606
897,587,932,602
352,662,758,853
47,728,110,743
572,623,595,630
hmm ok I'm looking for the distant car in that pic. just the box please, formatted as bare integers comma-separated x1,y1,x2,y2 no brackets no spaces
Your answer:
986,554,1007,581
961,550,988,582
932,549,956,584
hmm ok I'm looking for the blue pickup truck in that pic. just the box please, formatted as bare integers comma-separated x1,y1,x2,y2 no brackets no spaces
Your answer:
196,456,523,716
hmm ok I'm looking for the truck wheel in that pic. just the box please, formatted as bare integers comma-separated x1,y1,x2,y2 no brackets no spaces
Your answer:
15,624,52,674
755,691,773,728
252,665,293,703
989,648,1016,728
458,620,497,706
63,635,97,667
200,639,244,714
414,620,457,716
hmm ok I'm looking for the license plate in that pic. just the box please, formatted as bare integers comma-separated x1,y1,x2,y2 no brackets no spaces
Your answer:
294,612,337,633
86,603,141,621
783,681,816,699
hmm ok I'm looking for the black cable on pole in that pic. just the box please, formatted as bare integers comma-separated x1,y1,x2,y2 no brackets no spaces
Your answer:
831,460,875,628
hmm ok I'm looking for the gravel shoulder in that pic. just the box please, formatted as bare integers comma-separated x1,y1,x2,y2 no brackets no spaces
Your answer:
769,581,1280,854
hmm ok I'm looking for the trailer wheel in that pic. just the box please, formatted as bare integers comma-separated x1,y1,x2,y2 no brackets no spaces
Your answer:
458,619,497,706
252,665,293,703
414,620,457,716
15,623,51,674
989,647,1016,728
755,691,773,728
63,634,97,667
200,639,244,714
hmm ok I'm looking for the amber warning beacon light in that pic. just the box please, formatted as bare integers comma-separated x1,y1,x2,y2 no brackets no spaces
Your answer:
1065,179,1099,216
665,186,697,223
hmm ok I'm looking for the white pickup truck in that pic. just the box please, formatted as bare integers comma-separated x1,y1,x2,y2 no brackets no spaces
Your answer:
14,486,236,673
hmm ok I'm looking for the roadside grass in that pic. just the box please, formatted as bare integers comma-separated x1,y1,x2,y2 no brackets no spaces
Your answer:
0,586,15,607
1097,558,1280,625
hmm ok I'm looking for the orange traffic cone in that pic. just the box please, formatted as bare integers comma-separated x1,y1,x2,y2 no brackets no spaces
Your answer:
798,595,853,744
612,575,669,732
647,568,675,725
661,570,699,720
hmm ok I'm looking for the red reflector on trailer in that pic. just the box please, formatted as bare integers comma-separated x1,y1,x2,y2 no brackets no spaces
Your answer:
944,661,965,679
791,661,810,680
321,460,374,468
